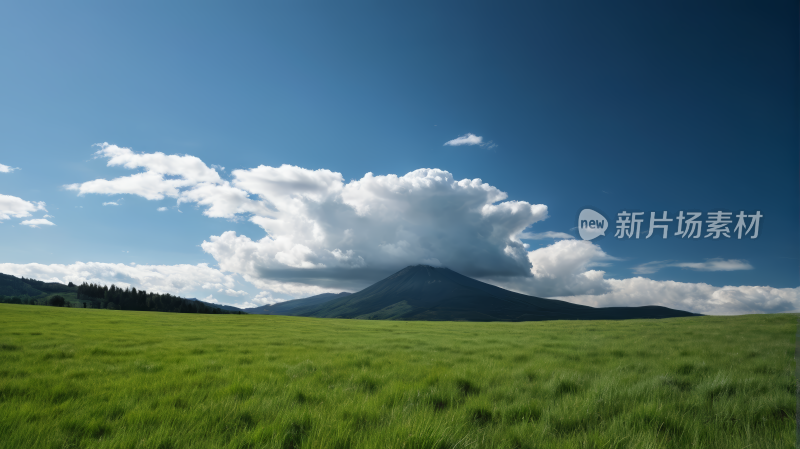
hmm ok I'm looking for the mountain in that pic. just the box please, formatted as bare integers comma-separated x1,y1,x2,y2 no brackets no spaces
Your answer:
244,292,351,315
295,265,699,321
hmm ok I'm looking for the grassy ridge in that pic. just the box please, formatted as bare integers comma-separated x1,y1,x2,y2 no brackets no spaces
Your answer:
0,305,794,448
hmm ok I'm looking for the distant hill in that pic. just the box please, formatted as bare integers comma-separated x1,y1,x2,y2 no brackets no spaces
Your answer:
0,272,76,297
0,272,234,314
243,292,351,315
295,265,699,321
186,298,248,313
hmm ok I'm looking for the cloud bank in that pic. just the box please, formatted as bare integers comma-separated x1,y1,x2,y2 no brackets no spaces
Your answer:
0,262,236,296
57,144,798,315
494,241,799,315
561,279,800,316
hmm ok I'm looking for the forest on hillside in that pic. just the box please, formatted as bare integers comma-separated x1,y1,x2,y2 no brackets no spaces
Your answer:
0,273,237,315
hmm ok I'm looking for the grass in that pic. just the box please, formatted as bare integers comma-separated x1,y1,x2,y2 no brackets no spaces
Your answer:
0,304,794,449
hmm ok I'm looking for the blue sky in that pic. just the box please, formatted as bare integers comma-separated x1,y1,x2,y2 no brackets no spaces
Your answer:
0,1,797,314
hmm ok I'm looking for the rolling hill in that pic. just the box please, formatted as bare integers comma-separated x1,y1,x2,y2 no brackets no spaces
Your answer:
0,272,233,314
294,265,699,321
0,273,77,297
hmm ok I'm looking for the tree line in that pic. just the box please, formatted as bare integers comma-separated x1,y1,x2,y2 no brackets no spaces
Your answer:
0,283,240,315
76,283,237,314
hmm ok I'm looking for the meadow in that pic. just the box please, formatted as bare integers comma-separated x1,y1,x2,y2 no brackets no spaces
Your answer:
0,304,794,449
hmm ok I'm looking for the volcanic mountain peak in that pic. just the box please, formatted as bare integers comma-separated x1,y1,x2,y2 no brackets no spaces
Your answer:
295,265,698,321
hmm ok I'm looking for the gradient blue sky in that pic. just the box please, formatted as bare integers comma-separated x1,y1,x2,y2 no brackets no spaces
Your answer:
0,1,797,314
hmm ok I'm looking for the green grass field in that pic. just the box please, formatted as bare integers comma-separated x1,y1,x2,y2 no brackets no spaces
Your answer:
0,305,795,449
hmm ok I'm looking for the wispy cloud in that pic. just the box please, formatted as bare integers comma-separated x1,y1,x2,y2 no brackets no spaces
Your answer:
673,259,754,271
0,163,19,173
20,218,55,228
157,207,168,212
633,258,754,275
103,202,119,206
444,133,497,149
519,231,574,240
445,133,483,146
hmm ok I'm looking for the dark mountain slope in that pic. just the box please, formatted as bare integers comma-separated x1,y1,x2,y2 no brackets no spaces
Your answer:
244,292,350,315
187,298,246,313
0,273,75,297
296,265,698,321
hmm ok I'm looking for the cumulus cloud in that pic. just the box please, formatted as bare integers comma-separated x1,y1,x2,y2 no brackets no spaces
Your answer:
633,258,754,275
0,262,236,296
490,239,615,297
444,133,484,146
201,167,548,290
157,207,168,212
0,194,46,221
67,147,549,290
0,164,19,173
20,218,55,228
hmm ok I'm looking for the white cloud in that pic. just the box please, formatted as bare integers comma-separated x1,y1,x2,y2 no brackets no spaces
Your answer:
220,289,249,297
673,259,754,271
561,279,800,316
65,143,267,218
486,239,796,315
252,291,282,306
103,202,119,206
0,194,46,221
63,146,797,315
633,258,754,275
0,262,236,296
444,133,483,146
20,218,55,228
157,207,168,212
201,167,548,290
201,295,220,304
490,239,615,297
67,148,549,290
519,231,575,240
0,164,19,173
